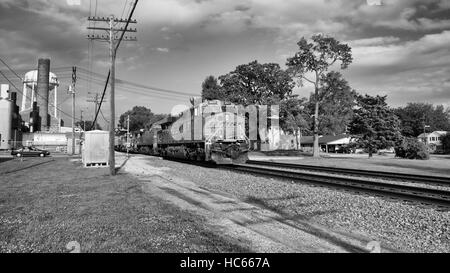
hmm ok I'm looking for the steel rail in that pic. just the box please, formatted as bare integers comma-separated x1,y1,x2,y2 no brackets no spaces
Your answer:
222,164,450,209
246,160,450,187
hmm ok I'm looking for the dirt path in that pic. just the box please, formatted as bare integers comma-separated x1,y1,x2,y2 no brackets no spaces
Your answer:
121,155,379,253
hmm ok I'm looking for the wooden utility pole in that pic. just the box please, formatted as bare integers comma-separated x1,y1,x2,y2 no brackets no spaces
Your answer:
109,15,116,174
87,93,106,130
87,13,137,175
69,66,76,155
126,114,130,157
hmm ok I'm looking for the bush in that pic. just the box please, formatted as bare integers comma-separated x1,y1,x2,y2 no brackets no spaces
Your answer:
394,138,429,160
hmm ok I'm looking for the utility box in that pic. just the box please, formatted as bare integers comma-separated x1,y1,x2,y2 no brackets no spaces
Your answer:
82,130,109,167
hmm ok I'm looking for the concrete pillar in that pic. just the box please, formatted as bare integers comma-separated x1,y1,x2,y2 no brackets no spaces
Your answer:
36,58,50,131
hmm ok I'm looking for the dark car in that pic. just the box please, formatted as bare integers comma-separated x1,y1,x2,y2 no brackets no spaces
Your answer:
11,146,51,157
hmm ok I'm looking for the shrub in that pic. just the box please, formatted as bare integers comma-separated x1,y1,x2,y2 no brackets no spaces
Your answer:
394,138,429,160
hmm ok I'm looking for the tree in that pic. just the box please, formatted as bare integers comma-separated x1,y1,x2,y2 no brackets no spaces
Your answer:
279,96,310,149
349,94,402,158
442,134,450,154
218,60,295,105
75,120,102,131
119,106,155,133
201,75,223,101
286,34,352,157
395,103,450,137
308,71,356,135
394,138,429,160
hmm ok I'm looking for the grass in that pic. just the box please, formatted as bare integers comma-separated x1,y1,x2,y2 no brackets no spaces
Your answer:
0,157,248,253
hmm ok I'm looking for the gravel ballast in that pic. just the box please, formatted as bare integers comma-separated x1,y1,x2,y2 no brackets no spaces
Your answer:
144,156,450,253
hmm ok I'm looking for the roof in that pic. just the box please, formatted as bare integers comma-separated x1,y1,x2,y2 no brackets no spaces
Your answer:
417,131,449,138
300,134,351,145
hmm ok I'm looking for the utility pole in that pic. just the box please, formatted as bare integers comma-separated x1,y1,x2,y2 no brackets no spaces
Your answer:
80,110,85,131
87,93,106,130
424,125,430,145
69,66,76,156
87,12,137,175
126,114,130,157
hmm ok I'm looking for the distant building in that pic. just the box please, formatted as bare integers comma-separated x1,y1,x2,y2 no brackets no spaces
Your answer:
300,134,352,153
417,131,449,153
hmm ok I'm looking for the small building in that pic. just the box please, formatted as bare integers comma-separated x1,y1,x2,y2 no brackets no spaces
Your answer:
300,134,352,153
417,131,449,153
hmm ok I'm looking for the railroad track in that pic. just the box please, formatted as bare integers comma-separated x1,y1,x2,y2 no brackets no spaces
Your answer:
247,160,450,187
220,163,450,209
137,155,450,209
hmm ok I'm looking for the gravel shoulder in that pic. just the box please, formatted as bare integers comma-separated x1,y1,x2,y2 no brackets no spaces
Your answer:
123,156,374,253
127,155,450,253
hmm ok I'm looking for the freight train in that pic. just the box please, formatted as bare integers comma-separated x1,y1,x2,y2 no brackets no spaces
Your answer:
115,100,250,164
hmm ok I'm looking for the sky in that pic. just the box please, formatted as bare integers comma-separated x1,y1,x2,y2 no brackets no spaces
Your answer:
0,0,449,128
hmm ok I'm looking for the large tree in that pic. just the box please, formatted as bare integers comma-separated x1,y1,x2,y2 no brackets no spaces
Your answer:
218,60,294,105
308,71,356,135
279,96,310,149
395,103,450,137
119,106,156,133
201,75,223,101
349,94,402,158
286,34,352,157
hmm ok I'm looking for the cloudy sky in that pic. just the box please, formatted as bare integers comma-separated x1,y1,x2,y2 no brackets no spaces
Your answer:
0,0,449,127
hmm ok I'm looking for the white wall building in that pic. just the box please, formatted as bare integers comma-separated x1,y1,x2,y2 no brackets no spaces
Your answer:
417,131,449,152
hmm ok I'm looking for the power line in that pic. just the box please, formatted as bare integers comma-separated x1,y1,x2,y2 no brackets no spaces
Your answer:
0,60,81,122
0,57,23,80
75,67,199,97
120,0,129,19
76,75,191,101
88,0,139,136
0,69,81,122
99,108,110,124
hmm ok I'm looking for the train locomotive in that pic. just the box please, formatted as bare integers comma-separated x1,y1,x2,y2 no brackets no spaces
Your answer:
117,100,250,164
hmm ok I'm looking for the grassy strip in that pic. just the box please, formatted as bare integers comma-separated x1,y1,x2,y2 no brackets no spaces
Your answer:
0,158,249,253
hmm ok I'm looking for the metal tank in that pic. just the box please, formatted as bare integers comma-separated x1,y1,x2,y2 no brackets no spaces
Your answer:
0,84,13,150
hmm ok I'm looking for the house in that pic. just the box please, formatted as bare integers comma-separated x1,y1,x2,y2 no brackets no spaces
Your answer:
300,134,352,153
417,131,449,153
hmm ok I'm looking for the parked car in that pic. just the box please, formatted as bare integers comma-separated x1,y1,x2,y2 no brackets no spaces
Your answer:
11,146,51,157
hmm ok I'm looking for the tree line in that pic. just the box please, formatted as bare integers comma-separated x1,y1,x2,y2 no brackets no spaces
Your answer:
200,34,450,157
118,34,450,157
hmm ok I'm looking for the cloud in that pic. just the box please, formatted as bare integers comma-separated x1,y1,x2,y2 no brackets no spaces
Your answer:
155,48,170,53
344,30,450,106
1,0,449,115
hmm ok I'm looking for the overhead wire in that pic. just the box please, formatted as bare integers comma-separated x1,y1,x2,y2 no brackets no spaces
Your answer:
90,0,139,130
0,69,81,122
